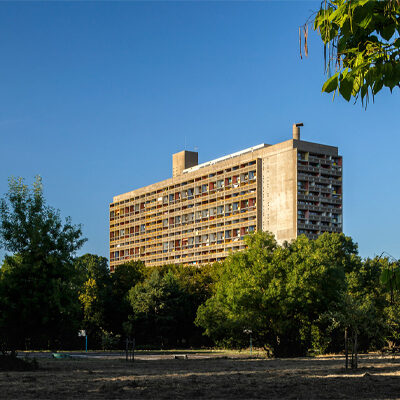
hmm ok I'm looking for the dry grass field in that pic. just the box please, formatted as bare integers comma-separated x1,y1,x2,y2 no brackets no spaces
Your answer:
2,352,400,399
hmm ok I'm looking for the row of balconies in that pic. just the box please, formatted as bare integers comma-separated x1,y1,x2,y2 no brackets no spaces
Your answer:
298,173,342,185
112,206,256,233
111,239,248,260
297,153,341,165
297,182,341,194
163,177,256,204
110,184,257,220
298,214,341,223
307,155,340,164
111,200,255,226
110,163,257,209
112,221,256,244
111,217,257,244
297,191,342,202
297,203,342,213
298,193,342,204
110,206,257,236
298,180,341,193
142,252,232,267
298,163,342,176
297,222,342,232
111,241,247,264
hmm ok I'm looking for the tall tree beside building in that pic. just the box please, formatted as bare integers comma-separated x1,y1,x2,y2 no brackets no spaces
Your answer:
196,232,359,356
127,269,197,347
108,260,146,337
0,176,86,349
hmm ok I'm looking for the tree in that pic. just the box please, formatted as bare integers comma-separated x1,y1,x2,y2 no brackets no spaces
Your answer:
346,256,391,350
196,232,359,356
74,254,111,347
306,0,400,105
127,270,193,347
196,232,281,351
379,257,400,346
74,253,110,288
0,176,86,349
160,263,216,346
309,255,399,367
108,260,145,337
282,233,357,355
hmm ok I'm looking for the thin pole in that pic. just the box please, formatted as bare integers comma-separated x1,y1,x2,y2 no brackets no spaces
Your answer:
85,335,88,353
250,334,253,355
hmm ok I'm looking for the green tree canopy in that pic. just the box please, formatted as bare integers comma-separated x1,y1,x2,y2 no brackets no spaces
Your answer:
196,232,359,356
128,269,195,347
0,176,86,258
0,176,86,349
308,0,400,105
75,253,110,287
74,254,111,345
108,260,146,337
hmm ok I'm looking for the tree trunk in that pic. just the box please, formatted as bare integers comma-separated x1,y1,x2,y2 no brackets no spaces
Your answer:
351,332,354,369
354,330,358,369
344,328,348,370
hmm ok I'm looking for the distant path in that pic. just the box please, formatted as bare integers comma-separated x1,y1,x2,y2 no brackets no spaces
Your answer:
19,350,245,361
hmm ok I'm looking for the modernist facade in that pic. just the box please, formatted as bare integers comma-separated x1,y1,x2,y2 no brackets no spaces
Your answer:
109,124,342,270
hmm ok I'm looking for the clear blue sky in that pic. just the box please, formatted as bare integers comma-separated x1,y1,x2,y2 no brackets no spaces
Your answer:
0,1,399,261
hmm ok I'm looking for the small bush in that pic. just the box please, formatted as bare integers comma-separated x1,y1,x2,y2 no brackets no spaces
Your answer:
101,330,122,350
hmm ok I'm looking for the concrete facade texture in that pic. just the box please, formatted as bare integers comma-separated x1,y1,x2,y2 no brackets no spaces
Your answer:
109,125,342,270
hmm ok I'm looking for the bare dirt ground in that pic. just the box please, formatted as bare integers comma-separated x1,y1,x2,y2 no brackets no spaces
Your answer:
2,352,400,399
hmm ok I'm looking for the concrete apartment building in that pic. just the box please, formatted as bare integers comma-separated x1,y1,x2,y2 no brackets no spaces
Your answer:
109,124,342,270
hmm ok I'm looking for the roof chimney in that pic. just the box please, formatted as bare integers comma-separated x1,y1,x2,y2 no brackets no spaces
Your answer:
292,122,303,140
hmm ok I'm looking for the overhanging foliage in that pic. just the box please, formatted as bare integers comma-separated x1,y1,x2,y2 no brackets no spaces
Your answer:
306,0,400,105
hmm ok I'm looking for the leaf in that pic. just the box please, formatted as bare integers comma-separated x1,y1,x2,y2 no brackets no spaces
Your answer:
357,0,372,6
329,6,345,24
339,75,354,101
352,75,362,96
372,79,384,95
322,73,339,93
381,23,396,41
360,83,369,100
311,0,400,108
380,269,390,285
358,14,373,29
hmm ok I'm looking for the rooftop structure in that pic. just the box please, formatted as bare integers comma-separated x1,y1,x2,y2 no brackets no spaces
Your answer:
109,124,342,270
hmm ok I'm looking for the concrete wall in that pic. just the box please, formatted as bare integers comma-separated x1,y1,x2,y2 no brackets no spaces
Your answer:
261,148,297,244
